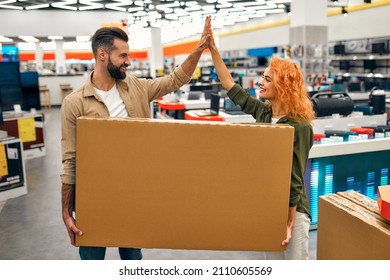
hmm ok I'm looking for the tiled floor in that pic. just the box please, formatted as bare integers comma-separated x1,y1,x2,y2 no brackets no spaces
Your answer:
0,107,317,260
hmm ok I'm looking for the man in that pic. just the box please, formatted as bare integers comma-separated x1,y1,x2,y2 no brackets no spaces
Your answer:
61,16,211,260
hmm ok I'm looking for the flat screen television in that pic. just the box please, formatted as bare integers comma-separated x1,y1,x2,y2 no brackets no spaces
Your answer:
257,57,268,66
0,87,23,111
0,62,21,87
371,42,386,54
363,59,376,71
334,44,345,55
20,72,41,111
339,60,350,71
1,45,19,62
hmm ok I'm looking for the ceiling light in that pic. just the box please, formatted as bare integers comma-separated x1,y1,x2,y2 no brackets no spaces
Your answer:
17,42,36,51
127,6,144,12
48,36,64,40
51,0,78,11
19,36,39,42
105,0,133,12
76,36,91,42
25,3,50,10
0,36,14,43
0,0,23,10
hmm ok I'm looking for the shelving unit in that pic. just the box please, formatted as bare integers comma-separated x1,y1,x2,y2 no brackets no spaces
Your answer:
328,37,390,89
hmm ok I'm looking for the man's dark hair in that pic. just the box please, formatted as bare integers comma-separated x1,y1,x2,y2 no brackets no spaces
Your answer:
91,27,129,57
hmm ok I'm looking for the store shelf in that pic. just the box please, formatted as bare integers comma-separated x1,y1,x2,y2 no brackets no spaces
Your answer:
330,54,390,61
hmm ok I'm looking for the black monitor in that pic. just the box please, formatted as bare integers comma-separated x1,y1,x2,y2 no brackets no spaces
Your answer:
203,89,219,100
190,84,212,92
20,72,41,111
334,44,345,55
363,60,376,71
348,82,362,93
372,42,386,55
339,60,350,71
0,87,23,111
0,62,21,87
257,57,268,66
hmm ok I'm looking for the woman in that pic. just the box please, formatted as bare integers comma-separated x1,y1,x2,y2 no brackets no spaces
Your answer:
207,25,314,260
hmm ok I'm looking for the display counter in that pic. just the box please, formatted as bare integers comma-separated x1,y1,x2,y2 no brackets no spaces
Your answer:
306,137,390,227
312,113,387,134
39,74,87,106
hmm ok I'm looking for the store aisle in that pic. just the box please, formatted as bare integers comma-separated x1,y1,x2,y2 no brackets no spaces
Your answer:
0,107,317,260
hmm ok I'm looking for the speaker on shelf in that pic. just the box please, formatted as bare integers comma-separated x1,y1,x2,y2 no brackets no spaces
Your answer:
311,92,354,117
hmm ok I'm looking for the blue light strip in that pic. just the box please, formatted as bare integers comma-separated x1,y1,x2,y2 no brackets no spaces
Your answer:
381,168,388,186
366,172,375,199
310,162,319,225
325,165,334,195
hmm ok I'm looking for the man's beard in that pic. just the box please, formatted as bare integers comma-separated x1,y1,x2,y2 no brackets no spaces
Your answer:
107,58,127,80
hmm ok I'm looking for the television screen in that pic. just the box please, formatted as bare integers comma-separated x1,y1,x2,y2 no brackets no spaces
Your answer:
1,45,19,62
334,44,345,55
339,60,350,70
363,59,376,71
20,72,41,111
372,42,386,54
0,62,21,87
0,87,23,111
348,82,362,92
257,57,268,66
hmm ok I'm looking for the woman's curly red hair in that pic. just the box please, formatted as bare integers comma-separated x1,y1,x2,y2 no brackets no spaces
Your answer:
269,57,314,122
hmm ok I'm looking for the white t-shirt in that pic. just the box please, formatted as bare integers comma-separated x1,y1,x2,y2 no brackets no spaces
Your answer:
94,84,128,118
271,117,280,124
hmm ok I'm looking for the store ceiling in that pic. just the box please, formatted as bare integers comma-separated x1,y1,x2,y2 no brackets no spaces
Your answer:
0,0,291,13
0,0,363,46
0,0,293,44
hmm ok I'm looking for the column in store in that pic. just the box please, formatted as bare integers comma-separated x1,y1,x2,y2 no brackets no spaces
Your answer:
35,43,44,73
55,40,66,74
290,0,328,85
150,27,164,78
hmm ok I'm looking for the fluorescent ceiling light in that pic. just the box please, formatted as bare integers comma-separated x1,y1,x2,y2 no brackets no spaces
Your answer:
0,0,23,10
127,6,144,12
76,36,91,42
263,8,285,14
0,36,13,43
105,0,133,12
19,36,39,42
267,0,292,4
18,42,36,51
48,36,64,40
51,0,78,10
25,3,49,10
254,3,277,9
234,1,268,7
185,5,201,11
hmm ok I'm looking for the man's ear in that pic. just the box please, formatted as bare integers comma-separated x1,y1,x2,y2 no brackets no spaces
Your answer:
97,48,106,61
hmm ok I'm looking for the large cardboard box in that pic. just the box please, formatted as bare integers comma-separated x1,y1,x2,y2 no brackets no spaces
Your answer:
75,117,295,251
317,191,390,260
